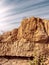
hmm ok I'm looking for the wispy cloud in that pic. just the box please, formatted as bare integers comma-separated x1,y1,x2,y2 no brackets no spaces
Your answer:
0,0,49,33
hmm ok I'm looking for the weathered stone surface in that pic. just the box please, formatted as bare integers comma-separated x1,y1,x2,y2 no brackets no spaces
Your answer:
17,17,48,41
0,38,34,56
0,17,49,57
0,58,31,65
0,17,49,65
43,19,49,36
0,28,18,42
0,38,49,57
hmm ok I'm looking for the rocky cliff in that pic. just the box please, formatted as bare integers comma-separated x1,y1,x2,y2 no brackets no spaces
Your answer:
0,17,49,65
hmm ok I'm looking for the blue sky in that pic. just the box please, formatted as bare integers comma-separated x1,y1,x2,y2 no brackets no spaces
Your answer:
0,0,49,33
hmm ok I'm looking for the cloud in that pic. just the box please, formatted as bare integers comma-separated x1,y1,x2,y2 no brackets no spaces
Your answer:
0,0,49,33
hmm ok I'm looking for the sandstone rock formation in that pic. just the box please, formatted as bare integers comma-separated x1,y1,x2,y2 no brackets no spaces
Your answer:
17,17,48,42
0,17,49,65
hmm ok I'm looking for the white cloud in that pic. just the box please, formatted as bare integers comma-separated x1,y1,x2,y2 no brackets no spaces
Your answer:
0,0,49,33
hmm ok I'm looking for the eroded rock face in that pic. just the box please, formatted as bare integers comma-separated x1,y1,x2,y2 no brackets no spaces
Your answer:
0,58,31,65
0,38,35,56
17,17,48,42
1,17,49,43
0,17,49,56
1,28,18,42
0,17,49,65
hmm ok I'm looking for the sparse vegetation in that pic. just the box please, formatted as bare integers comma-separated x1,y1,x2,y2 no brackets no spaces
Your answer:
29,50,46,65
29,55,46,65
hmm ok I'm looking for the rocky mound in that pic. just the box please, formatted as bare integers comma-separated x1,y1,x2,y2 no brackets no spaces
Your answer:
17,17,48,41
0,17,49,42
0,17,49,65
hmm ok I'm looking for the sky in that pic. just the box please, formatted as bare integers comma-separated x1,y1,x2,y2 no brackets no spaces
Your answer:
0,0,49,34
